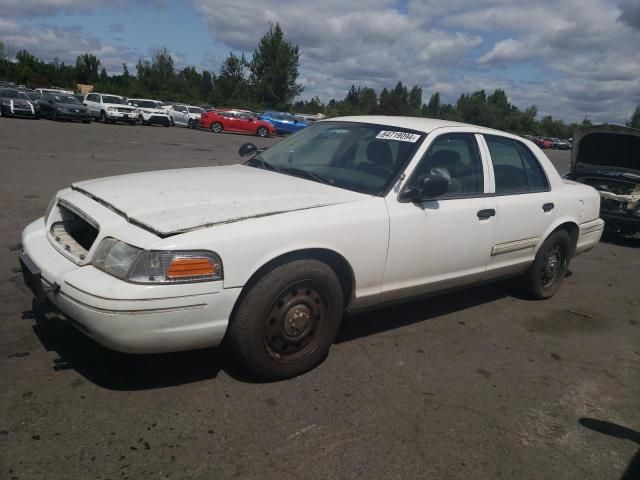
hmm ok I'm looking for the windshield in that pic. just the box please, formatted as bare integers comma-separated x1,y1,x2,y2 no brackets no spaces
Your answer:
102,95,126,104
248,121,424,195
188,107,205,114
54,95,80,104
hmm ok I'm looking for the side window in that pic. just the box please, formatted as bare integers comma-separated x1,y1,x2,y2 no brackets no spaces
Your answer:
86,94,96,102
411,133,484,196
485,135,549,194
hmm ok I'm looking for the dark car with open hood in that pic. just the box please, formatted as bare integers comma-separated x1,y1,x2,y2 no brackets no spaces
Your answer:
565,125,640,234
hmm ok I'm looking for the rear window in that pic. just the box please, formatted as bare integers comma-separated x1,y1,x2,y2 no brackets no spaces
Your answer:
485,135,549,194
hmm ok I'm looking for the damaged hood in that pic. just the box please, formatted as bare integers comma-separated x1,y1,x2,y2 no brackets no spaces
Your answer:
71,165,366,236
571,124,640,179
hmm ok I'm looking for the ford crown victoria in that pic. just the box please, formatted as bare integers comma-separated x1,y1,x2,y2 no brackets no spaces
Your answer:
18,117,604,380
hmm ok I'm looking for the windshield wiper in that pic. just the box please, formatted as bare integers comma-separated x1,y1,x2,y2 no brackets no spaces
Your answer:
245,156,276,171
277,166,333,186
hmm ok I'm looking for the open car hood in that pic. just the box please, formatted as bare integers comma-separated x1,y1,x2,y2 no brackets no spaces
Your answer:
571,124,640,178
71,165,364,237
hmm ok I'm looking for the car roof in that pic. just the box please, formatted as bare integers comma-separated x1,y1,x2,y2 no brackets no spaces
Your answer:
327,115,523,137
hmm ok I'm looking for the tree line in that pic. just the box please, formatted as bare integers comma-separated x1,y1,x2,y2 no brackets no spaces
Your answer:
1,24,639,137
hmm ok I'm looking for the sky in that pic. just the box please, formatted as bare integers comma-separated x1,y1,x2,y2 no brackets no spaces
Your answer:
1,0,639,123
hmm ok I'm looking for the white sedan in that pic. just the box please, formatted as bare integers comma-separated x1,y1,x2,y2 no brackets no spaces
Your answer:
19,116,604,379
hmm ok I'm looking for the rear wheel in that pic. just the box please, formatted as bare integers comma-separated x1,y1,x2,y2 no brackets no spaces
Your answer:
226,259,344,380
518,230,570,299
211,122,223,133
257,126,268,137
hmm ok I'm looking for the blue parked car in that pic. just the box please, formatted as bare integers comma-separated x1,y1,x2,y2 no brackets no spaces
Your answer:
258,111,309,134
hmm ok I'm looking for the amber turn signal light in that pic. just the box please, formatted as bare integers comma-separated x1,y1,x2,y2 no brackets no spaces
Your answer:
167,257,216,278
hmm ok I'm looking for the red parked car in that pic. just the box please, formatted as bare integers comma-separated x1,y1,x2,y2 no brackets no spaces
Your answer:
531,137,554,149
199,109,277,137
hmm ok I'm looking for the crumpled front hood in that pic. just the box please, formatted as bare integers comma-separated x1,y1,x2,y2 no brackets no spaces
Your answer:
71,164,366,236
572,124,640,177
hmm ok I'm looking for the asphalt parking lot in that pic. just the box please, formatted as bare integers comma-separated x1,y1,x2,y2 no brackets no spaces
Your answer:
0,118,639,480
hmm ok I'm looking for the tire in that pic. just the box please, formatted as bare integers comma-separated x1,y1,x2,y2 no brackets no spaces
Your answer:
100,111,108,123
211,122,223,133
83,120,90,124
52,111,58,122
139,115,146,126
257,126,268,137
226,259,344,380
170,117,175,126
188,119,194,129
518,230,571,299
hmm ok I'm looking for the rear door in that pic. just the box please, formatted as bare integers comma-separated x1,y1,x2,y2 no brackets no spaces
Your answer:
480,134,557,277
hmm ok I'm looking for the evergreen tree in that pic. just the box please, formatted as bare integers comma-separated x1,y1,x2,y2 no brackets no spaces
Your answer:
249,23,303,108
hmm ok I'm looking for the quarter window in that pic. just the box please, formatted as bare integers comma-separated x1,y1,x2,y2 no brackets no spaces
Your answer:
485,135,549,194
411,133,484,197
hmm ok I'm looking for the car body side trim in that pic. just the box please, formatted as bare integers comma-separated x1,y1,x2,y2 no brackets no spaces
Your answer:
491,237,540,256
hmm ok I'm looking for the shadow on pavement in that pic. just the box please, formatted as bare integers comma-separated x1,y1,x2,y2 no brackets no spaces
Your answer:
579,417,640,480
29,282,509,390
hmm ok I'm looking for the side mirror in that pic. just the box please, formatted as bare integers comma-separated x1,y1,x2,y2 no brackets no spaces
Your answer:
402,174,449,202
238,143,258,157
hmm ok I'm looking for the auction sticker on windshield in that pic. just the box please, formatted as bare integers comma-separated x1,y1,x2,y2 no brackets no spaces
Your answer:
376,131,421,142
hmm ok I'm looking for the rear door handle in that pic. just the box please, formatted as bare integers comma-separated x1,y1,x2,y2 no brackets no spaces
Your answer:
477,208,496,220
543,202,555,212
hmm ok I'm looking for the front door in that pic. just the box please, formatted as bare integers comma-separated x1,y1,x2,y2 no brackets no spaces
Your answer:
382,131,497,301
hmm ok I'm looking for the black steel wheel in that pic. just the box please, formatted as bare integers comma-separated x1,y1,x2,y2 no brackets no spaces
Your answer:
226,259,344,380
518,230,570,299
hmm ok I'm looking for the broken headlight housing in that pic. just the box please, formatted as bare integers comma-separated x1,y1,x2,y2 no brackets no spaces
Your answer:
92,237,223,283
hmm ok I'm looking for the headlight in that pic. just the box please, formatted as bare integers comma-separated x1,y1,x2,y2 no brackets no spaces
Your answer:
93,238,142,279
107,106,116,112
92,237,222,283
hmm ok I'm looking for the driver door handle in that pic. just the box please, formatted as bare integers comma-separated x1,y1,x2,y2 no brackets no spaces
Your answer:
477,209,496,220
543,202,555,212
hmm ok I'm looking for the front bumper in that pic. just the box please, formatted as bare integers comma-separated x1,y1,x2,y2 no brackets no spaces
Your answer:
1,104,37,117
20,219,241,354
143,115,171,125
56,110,92,121
601,210,640,233
106,110,136,122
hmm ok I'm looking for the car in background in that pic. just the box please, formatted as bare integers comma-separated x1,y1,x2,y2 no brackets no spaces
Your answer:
34,88,73,96
83,93,137,124
294,113,326,123
556,139,571,150
166,104,205,128
564,124,640,234
39,93,91,123
0,88,40,118
258,111,309,135
128,98,171,127
18,116,604,380
199,109,276,137
537,137,554,149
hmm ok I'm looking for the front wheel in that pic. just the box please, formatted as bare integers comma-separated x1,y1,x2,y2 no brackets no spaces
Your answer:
257,126,268,137
226,259,344,380
100,111,108,123
211,122,223,133
518,230,570,299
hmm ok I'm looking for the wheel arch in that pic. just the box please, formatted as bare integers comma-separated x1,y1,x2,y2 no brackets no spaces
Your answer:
230,248,356,321
543,220,579,258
